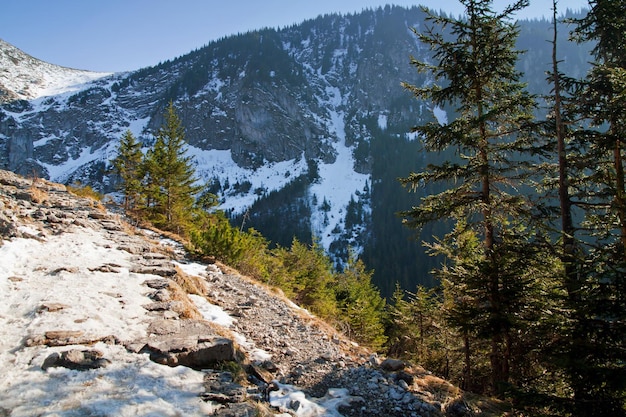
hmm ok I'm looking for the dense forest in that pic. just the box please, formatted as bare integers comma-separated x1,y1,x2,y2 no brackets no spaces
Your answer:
110,1,625,415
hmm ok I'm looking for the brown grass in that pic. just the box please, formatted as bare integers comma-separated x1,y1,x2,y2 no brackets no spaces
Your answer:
28,183,49,204
172,265,208,296
165,280,202,320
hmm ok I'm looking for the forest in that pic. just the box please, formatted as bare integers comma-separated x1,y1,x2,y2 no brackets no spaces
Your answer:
110,1,625,415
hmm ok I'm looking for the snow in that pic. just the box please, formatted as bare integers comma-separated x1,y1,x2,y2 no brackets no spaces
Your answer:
0,202,364,416
0,227,211,416
309,86,369,250
270,383,361,417
433,105,448,125
377,113,388,131
188,294,235,327
41,146,108,183
186,145,309,214
0,39,112,101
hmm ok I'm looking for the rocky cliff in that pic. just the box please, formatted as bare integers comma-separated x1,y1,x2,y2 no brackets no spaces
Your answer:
0,169,490,416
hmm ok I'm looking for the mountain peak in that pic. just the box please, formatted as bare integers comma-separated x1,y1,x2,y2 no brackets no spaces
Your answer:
0,38,112,102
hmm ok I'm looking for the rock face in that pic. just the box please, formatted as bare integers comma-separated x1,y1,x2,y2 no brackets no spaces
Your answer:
0,9,592,183
0,168,479,416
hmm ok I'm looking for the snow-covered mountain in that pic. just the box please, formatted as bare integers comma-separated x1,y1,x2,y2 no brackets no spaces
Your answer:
0,7,591,296
0,38,111,102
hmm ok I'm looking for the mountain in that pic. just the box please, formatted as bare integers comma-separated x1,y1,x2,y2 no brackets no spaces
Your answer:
0,38,111,102
0,6,591,297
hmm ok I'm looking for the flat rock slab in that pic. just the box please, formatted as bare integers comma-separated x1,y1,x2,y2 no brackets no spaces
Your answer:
144,319,236,369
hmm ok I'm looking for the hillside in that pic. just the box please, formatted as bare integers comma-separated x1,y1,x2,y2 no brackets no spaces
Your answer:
0,169,493,416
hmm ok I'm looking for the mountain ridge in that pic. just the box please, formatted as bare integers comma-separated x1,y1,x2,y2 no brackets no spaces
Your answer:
0,38,111,103
0,6,592,296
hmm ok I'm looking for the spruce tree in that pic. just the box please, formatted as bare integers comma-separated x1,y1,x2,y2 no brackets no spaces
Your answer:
111,130,143,212
555,1,626,414
143,102,201,233
400,0,541,395
334,252,387,350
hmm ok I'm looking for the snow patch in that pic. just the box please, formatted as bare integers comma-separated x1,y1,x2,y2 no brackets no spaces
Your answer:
378,113,388,131
433,105,448,125
187,145,308,215
309,85,369,251
188,294,235,327
270,382,362,417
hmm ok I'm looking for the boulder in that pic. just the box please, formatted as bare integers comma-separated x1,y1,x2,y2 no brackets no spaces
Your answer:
41,349,110,371
380,358,406,372
144,319,237,369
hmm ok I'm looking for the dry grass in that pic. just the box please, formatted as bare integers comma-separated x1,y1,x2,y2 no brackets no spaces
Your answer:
172,265,208,296
165,280,203,320
28,182,49,204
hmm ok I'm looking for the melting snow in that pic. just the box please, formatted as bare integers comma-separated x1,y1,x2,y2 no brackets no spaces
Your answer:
1,203,365,417
0,228,211,416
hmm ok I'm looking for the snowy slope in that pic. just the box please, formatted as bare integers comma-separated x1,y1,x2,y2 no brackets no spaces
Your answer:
0,39,112,101
0,170,393,417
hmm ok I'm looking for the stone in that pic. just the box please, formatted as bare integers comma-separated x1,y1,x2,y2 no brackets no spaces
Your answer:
44,330,84,342
248,363,274,384
42,349,110,371
143,278,171,290
396,370,415,385
39,303,69,312
131,265,177,277
202,371,247,404
211,403,260,417
88,211,109,220
380,358,406,372
144,319,237,369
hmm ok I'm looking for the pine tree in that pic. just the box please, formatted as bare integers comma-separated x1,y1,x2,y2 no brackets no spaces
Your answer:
399,0,542,395
143,102,201,233
111,130,143,212
334,252,387,350
554,2,626,414
280,238,338,318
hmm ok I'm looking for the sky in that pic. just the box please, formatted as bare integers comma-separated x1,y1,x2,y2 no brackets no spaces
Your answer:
2,0,589,73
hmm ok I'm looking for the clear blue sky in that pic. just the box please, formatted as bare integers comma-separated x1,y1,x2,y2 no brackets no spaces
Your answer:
2,0,588,73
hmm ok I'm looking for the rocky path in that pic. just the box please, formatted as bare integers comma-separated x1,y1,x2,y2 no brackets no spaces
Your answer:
0,170,472,417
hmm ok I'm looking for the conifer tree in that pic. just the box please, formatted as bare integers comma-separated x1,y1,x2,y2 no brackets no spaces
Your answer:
334,252,387,350
281,238,338,317
111,130,143,212
552,1,626,414
400,0,541,395
143,102,201,232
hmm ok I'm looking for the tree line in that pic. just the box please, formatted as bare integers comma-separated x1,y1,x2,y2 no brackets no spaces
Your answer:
397,0,625,415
